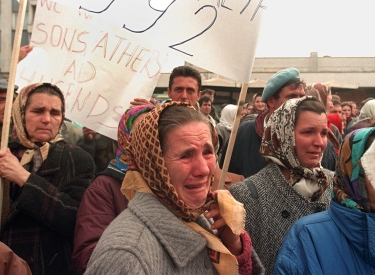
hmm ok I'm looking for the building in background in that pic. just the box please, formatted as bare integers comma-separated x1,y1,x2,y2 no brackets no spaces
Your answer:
1,0,36,78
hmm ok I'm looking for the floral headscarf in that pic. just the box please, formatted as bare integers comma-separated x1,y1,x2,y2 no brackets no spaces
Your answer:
333,127,375,212
12,83,65,173
260,96,329,201
109,104,154,172
121,101,244,275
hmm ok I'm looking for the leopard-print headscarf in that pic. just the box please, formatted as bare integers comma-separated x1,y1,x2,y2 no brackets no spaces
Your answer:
121,101,245,275
123,101,218,221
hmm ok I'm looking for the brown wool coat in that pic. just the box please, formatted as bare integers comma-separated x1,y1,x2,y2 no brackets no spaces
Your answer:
1,141,95,275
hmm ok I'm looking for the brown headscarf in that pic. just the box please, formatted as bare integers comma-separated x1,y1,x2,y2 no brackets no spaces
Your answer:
12,83,65,173
310,83,329,107
2,83,65,224
121,101,245,275
123,101,219,221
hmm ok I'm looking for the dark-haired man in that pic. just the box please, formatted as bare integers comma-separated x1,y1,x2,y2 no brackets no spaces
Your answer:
167,65,201,107
201,88,220,122
329,100,342,115
132,65,202,108
198,96,216,126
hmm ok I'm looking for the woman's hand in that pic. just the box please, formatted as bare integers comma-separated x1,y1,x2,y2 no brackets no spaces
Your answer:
0,149,30,187
82,127,96,141
130,98,153,106
205,190,243,256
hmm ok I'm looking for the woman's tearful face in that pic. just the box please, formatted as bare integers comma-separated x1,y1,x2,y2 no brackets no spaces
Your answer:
163,122,216,209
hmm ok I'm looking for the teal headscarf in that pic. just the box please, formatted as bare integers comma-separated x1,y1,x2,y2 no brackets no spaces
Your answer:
333,127,375,212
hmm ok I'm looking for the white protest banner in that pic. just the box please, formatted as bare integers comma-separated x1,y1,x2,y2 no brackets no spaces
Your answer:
48,0,266,83
16,0,168,139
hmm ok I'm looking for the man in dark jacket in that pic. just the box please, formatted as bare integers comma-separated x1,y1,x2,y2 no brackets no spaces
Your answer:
220,67,306,177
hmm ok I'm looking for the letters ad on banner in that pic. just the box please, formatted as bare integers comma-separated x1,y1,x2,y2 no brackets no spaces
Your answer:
49,0,266,83
16,0,168,139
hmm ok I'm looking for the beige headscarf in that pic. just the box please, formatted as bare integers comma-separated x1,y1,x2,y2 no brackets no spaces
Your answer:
121,102,245,275
12,83,65,172
2,83,65,224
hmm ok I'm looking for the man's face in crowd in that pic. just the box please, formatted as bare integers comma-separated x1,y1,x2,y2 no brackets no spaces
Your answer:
0,91,7,125
200,101,212,116
167,76,200,106
330,104,342,115
267,84,305,113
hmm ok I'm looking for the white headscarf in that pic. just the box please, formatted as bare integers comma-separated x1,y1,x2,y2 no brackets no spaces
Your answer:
360,99,375,120
217,104,237,131
350,99,375,128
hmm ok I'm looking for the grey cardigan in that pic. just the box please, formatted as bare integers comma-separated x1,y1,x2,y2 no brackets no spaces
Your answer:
86,191,255,275
229,163,333,275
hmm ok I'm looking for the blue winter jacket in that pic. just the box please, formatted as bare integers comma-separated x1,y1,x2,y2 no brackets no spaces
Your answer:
274,201,375,275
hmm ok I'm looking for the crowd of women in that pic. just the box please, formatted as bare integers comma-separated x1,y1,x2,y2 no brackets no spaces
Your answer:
0,65,374,275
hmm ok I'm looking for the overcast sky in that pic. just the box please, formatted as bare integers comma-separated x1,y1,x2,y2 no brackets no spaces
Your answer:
256,0,375,57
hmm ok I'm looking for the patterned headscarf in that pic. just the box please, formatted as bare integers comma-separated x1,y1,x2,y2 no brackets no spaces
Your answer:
109,104,154,172
12,83,65,173
260,97,329,201
333,127,375,212
121,101,244,275
123,101,219,221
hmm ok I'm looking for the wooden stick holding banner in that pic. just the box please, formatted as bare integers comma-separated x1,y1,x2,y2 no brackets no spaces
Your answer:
217,83,248,190
0,0,28,226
